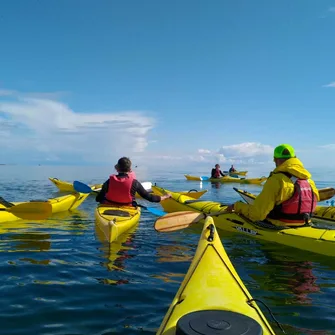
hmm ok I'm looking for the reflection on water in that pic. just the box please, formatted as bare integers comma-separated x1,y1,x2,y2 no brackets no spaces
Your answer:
225,238,335,334
155,244,193,263
94,224,139,285
253,258,320,305
10,233,52,253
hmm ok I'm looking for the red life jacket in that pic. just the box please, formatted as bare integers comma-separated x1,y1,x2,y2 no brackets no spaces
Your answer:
104,174,134,205
214,168,221,178
267,173,317,225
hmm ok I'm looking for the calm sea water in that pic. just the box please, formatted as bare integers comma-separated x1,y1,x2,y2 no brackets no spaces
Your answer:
0,165,334,335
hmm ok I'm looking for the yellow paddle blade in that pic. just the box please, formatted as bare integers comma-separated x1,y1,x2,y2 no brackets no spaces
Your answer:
319,187,335,201
5,202,53,220
154,211,206,232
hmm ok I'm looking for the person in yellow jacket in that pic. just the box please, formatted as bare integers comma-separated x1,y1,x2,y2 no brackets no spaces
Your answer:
226,144,319,227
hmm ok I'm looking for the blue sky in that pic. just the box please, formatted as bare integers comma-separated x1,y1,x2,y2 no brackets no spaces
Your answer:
1,0,335,168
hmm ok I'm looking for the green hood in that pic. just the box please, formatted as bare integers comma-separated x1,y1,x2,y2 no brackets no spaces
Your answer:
273,158,311,179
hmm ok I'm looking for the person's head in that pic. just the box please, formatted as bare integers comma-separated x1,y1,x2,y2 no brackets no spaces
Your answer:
231,165,234,168
115,157,132,173
215,164,220,169
273,144,296,167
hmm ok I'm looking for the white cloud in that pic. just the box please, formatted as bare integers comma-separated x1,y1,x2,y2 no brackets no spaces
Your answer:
0,89,16,96
218,142,273,158
132,142,276,170
318,144,335,149
0,91,156,163
193,142,274,165
322,82,335,88
198,149,211,154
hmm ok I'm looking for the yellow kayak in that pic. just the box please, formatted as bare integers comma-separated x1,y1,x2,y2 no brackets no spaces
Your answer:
223,170,248,176
0,192,89,224
49,177,152,198
49,177,102,192
185,174,267,185
152,185,207,199
233,187,335,224
156,216,276,335
158,188,335,257
94,204,141,243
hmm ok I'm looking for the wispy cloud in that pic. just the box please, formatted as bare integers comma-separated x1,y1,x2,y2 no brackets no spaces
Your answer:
140,142,275,167
329,7,335,12
0,90,156,163
192,143,274,165
218,142,273,158
0,89,16,96
322,82,335,88
198,149,211,154
318,144,335,149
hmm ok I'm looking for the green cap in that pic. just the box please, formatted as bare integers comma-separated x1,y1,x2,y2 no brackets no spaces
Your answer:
273,144,296,159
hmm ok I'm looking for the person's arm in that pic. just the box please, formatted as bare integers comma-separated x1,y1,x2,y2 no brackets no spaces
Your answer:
233,177,281,221
220,170,225,177
95,180,109,203
133,180,170,202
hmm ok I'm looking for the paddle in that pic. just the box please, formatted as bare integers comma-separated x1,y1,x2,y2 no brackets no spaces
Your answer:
135,203,167,216
73,181,92,194
73,181,167,216
154,210,228,232
0,202,53,220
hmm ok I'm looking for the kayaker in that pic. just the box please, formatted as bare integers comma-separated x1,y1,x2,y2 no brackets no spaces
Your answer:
229,165,236,173
226,144,319,227
211,164,226,178
96,157,171,206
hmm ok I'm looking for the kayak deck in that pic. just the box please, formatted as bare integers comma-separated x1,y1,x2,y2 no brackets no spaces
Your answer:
94,205,141,243
156,217,276,335
49,177,102,193
184,174,267,185
0,192,89,223
152,185,207,199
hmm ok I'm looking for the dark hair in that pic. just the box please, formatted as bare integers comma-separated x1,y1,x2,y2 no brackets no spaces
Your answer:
116,157,132,172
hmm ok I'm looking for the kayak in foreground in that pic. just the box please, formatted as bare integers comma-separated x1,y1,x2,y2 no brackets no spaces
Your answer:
184,174,267,185
151,185,207,199
94,204,141,243
157,188,335,257
233,187,335,224
155,216,277,335
0,192,89,223
49,177,152,198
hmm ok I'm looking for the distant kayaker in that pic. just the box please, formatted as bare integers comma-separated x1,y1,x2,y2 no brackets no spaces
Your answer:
229,165,236,173
226,144,319,227
96,157,171,206
211,164,226,179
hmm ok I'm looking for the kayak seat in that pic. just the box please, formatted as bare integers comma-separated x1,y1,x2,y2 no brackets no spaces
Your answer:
29,199,48,202
253,220,287,230
103,209,131,217
176,310,263,335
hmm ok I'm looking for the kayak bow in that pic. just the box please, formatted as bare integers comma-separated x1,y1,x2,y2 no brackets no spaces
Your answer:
156,216,277,335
